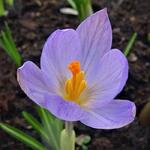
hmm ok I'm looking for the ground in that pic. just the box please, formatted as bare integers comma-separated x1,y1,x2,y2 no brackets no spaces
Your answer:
0,0,150,149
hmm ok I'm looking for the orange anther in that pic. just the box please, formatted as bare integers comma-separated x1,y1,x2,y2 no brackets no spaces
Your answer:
68,61,81,75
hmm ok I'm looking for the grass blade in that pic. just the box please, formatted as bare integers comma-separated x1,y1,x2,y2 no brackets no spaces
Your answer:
74,0,93,21
0,22,22,67
1,31,17,61
66,0,93,21
0,123,47,150
22,111,49,143
36,107,60,150
67,0,77,10
124,32,137,56
0,0,7,16
5,22,21,66
5,22,18,53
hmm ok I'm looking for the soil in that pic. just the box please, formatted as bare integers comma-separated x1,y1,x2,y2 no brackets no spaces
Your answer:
0,0,150,149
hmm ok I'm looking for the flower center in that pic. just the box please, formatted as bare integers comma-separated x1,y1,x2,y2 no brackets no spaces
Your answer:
64,61,87,103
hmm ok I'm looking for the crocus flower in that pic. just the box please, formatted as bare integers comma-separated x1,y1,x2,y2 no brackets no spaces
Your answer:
17,8,136,129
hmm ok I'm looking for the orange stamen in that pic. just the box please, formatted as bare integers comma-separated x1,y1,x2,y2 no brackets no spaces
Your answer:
64,61,87,104
68,61,81,75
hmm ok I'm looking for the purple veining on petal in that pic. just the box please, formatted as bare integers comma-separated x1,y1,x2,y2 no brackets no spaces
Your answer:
45,94,87,121
77,8,112,74
85,49,129,108
81,100,136,129
17,61,50,107
41,29,81,86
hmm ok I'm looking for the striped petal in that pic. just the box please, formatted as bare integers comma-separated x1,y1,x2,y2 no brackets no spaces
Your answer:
41,29,81,90
45,94,86,121
17,61,51,107
81,100,136,129
76,8,112,75
85,49,128,108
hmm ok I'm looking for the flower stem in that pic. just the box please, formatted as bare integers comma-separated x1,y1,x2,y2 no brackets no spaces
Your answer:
65,121,73,135
60,121,75,150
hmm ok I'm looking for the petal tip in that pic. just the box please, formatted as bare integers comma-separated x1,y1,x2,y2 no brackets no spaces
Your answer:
96,8,108,17
17,61,33,80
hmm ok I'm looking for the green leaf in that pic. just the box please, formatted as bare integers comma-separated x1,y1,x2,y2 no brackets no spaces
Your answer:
22,111,49,143
5,22,21,66
66,0,93,21
82,135,91,144
0,22,22,67
67,0,77,10
124,32,137,56
39,108,64,145
54,117,64,140
0,123,47,150
0,0,7,16
1,30,16,58
36,107,60,150
74,0,93,21
81,145,88,150
6,0,14,6
76,135,91,145
5,22,18,52
0,37,7,50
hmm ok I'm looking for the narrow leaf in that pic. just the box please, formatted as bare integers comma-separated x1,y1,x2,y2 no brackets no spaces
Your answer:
1,31,16,59
0,0,7,16
0,37,7,50
36,107,60,150
0,23,22,67
124,32,137,56
4,22,21,66
22,111,49,142
74,0,93,21
0,123,47,150
67,0,77,10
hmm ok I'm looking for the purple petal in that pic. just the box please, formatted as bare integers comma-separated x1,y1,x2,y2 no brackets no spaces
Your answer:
81,100,136,129
45,94,86,121
86,49,128,107
40,29,81,87
76,8,112,73
17,61,51,107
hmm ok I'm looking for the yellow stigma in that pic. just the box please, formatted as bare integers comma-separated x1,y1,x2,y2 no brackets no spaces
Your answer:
64,61,87,103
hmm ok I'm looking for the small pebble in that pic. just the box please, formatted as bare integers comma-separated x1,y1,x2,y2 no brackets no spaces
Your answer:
129,53,138,62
